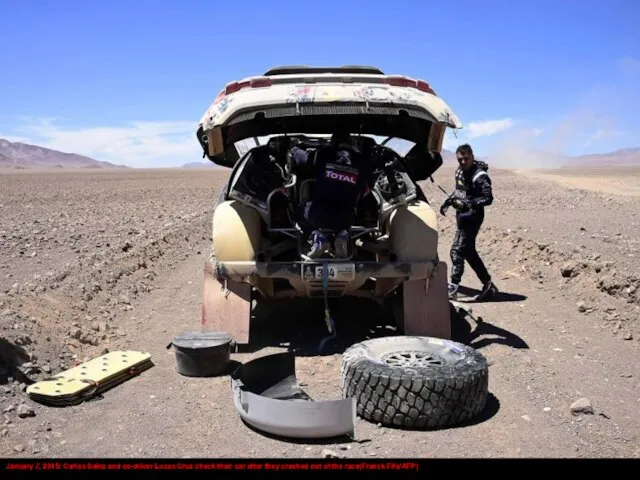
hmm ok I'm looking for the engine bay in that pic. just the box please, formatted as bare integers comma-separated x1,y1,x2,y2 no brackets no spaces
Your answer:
223,134,428,262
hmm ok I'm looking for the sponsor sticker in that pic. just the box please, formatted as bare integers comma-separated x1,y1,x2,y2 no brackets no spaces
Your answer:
326,169,358,184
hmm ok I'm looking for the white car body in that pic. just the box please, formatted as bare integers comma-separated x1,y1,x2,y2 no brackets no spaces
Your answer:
196,65,463,168
198,66,462,345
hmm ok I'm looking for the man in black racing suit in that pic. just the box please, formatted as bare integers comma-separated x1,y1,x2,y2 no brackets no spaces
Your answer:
440,143,498,301
288,130,374,260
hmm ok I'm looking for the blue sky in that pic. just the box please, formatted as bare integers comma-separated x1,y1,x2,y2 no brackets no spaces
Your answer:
1,0,638,168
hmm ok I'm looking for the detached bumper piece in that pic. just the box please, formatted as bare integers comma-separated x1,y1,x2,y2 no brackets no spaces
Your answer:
231,352,356,439
26,350,153,407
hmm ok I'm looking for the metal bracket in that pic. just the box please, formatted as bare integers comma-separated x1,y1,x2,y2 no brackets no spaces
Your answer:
317,261,337,353
221,279,230,298
322,262,332,334
425,259,440,295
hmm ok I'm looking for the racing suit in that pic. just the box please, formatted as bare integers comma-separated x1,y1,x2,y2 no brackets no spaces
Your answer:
289,143,373,258
443,160,493,288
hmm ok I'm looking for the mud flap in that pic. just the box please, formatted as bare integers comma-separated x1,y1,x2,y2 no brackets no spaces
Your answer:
402,261,451,339
202,261,252,344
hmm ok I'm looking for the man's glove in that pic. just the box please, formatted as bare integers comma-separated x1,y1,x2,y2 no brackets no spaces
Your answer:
451,198,472,212
439,198,452,216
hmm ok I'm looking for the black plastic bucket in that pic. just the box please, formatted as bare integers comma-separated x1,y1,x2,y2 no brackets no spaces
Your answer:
167,331,235,377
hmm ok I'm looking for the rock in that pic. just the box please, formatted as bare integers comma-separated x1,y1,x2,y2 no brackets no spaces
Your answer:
322,449,342,459
576,302,587,313
79,332,98,346
623,333,633,340
561,262,578,278
42,364,51,374
1,428,7,436
570,398,594,415
17,404,35,418
69,327,81,339
543,407,551,412
14,444,25,452
598,276,622,295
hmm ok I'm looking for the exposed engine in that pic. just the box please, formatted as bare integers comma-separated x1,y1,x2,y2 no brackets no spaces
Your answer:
222,135,424,261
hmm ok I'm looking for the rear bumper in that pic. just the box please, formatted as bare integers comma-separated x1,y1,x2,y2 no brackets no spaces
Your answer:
210,259,438,282
231,352,356,439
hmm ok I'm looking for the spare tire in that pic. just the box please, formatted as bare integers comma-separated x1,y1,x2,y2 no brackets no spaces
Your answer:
340,336,488,429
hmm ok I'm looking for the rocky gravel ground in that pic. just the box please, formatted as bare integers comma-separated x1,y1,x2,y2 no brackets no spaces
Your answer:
0,169,225,406
427,167,639,342
0,166,638,458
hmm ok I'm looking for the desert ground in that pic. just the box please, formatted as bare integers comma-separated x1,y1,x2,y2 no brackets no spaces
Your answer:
0,165,639,458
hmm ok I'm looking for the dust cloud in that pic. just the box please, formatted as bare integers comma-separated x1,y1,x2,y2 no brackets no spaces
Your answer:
484,65,638,170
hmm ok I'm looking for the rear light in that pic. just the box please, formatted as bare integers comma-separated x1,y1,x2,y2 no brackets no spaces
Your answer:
386,76,417,88
225,81,249,94
250,77,272,88
224,82,241,95
223,77,272,96
416,80,435,94
385,76,436,95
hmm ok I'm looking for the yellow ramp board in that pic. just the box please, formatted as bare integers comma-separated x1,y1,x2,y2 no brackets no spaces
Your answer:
26,350,153,406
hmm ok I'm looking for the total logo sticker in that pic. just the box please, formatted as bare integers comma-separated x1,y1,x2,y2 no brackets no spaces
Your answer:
326,170,357,184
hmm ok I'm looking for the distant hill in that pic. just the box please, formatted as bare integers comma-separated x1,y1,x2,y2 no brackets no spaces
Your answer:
563,148,640,167
180,161,215,169
441,149,490,166
0,139,127,169
479,146,640,169
441,149,457,165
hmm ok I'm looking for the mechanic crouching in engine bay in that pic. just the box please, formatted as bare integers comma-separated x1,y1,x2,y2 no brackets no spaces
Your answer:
286,130,375,260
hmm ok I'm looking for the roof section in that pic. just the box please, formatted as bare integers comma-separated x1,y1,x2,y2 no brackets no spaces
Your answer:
263,65,385,76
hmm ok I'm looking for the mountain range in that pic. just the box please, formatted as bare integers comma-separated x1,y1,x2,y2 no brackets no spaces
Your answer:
1,138,638,170
180,161,216,169
0,139,128,169
441,147,640,168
